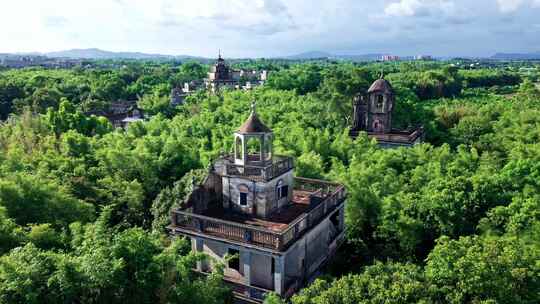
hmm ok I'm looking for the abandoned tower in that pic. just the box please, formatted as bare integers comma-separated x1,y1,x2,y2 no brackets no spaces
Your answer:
350,74,424,147
169,103,346,302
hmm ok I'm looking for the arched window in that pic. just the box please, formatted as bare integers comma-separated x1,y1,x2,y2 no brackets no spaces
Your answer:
376,95,384,109
264,136,273,161
373,120,383,133
238,184,249,206
246,136,262,161
235,136,243,160
276,180,288,200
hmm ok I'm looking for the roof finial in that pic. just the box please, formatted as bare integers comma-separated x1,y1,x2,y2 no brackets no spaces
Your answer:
251,100,257,114
218,49,222,59
380,70,384,79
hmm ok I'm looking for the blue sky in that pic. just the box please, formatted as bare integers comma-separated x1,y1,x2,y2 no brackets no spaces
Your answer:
1,0,539,57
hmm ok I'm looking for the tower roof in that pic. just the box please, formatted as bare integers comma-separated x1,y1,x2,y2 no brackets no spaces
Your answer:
367,76,393,94
217,50,225,62
237,102,272,134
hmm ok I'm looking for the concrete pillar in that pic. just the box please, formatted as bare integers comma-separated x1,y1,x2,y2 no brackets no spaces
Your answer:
242,135,247,164
339,206,345,231
273,256,285,295
194,237,204,271
240,250,252,285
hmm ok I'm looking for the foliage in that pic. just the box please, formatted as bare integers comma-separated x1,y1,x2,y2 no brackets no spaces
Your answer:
0,218,231,304
0,60,539,303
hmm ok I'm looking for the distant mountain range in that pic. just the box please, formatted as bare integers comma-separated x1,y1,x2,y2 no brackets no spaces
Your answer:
490,52,540,60
283,51,384,61
284,51,334,59
4,48,540,61
41,48,204,60
7,48,385,61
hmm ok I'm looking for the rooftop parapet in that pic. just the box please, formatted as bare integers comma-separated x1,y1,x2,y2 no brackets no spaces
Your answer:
169,177,346,251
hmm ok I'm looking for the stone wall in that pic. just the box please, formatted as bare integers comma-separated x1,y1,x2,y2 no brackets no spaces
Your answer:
184,171,222,213
221,170,294,218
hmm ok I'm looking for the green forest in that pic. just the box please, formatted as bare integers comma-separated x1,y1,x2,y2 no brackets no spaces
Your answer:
0,59,539,304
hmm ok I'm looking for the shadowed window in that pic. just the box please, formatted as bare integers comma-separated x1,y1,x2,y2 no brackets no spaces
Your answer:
235,137,243,160
276,180,288,200
228,248,240,271
239,192,248,206
377,95,384,109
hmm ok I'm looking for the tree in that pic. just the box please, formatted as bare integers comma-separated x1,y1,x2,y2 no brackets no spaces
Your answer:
0,173,94,227
426,235,540,304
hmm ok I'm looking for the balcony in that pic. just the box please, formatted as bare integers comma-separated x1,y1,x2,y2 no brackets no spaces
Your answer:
215,155,294,182
349,125,425,145
169,177,346,251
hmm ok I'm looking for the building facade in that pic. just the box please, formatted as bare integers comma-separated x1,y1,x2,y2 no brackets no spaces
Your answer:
350,76,424,147
86,100,144,128
381,55,400,61
169,104,346,302
203,54,267,93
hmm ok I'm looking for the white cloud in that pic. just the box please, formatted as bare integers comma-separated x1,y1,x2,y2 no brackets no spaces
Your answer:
497,0,540,12
497,0,524,12
384,0,455,17
157,0,296,35
0,0,538,57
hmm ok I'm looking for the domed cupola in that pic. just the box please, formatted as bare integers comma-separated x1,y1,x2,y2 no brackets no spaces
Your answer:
234,102,273,166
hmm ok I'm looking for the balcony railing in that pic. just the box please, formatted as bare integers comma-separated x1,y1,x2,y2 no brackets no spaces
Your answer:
195,270,272,302
224,156,294,181
170,177,346,251
224,279,272,302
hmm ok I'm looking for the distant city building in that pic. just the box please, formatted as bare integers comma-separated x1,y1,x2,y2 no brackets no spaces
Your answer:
381,55,400,61
414,55,433,61
350,74,424,147
0,54,82,69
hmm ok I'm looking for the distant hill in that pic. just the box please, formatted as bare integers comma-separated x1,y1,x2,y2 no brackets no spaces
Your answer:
284,51,385,61
491,52,540,60
335,54,384,61
44,48,202,60
284,51,334,60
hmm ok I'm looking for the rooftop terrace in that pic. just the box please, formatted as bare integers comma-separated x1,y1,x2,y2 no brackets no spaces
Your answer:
169,177,346,251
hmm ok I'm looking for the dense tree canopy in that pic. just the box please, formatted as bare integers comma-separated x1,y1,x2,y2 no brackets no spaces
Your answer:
1,59,539,303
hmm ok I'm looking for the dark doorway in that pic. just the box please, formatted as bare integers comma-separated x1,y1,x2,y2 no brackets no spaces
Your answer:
228,248,240,271
239,192,248,206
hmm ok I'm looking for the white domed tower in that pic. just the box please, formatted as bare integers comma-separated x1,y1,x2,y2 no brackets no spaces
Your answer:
234,102,273,167
169,102,347,302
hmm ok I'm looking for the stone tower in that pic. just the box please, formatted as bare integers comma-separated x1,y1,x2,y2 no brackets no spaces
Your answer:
353,74,395,133
169,102,347,302
211,52,231,81
350,74,424,148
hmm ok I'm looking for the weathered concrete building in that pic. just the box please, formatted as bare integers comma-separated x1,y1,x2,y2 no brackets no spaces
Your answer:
204,53,267,93
350,75,424,147
170,87,187,106
86,100,144,128
169,103,346,302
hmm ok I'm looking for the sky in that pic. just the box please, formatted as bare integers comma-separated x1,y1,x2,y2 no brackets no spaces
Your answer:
0,0,539,58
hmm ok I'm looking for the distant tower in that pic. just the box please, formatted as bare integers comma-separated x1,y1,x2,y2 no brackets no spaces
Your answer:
350,72,424,148
213,51,231,81
353,73,394,133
